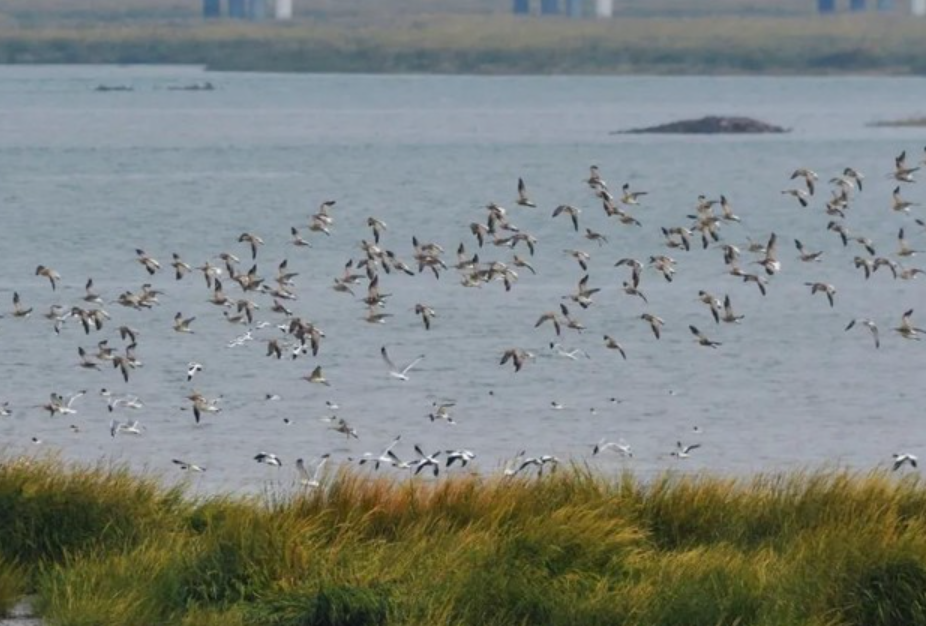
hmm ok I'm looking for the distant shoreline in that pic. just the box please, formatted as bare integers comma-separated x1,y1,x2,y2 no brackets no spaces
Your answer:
3,16,926,75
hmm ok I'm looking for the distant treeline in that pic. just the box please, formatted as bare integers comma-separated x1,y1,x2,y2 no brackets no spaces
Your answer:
2,16,926,74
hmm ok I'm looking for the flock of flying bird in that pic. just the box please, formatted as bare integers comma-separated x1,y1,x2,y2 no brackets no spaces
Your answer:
4,146,926,485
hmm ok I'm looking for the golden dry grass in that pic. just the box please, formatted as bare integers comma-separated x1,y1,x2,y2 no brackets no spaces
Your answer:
3,456,926,625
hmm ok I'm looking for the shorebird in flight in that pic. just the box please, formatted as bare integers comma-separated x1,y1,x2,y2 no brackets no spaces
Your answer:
805,282,836,308
640,313,665,340
620,183,648,205
894,309,925,340
173,312,196,333
689,325,721,348
781,188,809,207
719,195,740,222
552,205,581,231
171,253,192,280
585,165,608,191
892,186,918,213
516,177,536,207
12,292,32,318
898,228,919,258
290,226,312,247
303,365,330,386
794,239,823,262
35,265,61,291
135,249,161,275
718,295,744,324
893,150,919,183
414,304,436,331
603,335,627,360
500,348,533,372
329,417,359,439
188,391,222,424
238,232,264,259
790,168,818,195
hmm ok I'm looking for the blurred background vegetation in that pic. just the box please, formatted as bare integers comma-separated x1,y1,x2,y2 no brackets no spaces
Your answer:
1,1,925,75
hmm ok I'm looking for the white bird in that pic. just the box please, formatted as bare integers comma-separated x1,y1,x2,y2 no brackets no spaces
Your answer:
893,453,918,471
429,402,456,424
671,441,701,458
502,450,527,476
172,459,206,472
592,438,633,457
381,346,425,381
446,449,476,468
549,343,590,360
187,362,203,382
410,445,442,477
109,419,144,437
43,390,86,416
296,454,330,487
845,318,880,349
254,452,282,467
354,436,402,470
107,395,144,413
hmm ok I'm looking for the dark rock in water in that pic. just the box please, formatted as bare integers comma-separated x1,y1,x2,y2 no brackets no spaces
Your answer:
616,116,790,135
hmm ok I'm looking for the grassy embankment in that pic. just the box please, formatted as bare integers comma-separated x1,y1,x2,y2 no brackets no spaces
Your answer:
2,456,926,625
3,15,926,74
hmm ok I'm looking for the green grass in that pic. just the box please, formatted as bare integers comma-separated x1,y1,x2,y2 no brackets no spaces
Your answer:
5,456,926,625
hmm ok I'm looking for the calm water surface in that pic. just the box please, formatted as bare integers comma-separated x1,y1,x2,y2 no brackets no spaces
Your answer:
0,66,925,493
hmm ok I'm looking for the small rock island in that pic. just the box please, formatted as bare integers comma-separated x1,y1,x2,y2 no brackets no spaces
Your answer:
615,116,790,135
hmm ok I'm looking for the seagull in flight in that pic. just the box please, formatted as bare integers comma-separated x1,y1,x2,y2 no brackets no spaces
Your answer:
381,346,425,381
845,318,880,349
353,436,402,470
187,362,203,382
172,459,206,472
671,441,702,458
593,438,632,457
254,452,282,467
296,454,330,487
893,453,918,471
411,445,442,477
109,419,144,437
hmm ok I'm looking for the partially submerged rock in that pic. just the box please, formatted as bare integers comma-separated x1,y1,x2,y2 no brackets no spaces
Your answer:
616,116,790,135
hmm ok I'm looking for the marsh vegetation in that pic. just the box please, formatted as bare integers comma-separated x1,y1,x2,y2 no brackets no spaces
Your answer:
3,457,926,625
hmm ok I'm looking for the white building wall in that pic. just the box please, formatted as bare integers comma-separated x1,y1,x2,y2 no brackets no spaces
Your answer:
595,0,613,18
276,0,293,20
914,0,926,16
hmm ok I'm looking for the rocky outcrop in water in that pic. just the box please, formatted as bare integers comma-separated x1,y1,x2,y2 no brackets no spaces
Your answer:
616,116,789,135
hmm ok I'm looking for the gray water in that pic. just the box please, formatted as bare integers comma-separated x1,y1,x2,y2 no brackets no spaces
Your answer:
0,65,925,494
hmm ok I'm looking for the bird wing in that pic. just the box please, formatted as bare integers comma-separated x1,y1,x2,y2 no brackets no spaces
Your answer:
401,355,425,376
381,346,397,372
